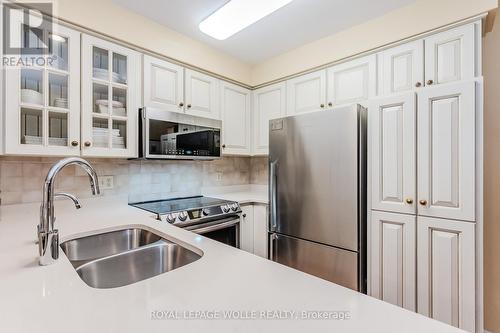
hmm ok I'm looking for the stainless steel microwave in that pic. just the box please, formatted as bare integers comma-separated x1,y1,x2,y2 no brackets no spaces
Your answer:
138,108,222,160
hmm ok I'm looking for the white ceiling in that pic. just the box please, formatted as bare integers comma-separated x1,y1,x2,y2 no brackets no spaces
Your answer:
113,0,416,64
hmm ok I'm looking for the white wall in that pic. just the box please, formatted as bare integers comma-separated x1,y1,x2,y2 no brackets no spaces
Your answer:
50,0,253,85
251,0,497,86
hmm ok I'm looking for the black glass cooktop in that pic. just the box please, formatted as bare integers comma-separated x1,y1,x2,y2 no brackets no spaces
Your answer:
129,196,231,215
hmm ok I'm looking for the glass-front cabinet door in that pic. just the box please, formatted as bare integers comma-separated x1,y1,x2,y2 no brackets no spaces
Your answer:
81,34,139,157
4,23,81,155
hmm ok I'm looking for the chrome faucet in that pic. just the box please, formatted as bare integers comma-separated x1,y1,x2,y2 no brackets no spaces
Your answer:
38,157,100,265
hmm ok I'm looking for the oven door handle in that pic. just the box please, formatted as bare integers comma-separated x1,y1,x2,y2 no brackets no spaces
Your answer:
188,218,240,234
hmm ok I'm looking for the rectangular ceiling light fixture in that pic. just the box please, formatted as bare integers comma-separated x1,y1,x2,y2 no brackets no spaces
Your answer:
199,0,293,40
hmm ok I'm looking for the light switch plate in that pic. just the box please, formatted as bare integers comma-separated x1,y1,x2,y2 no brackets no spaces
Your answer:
99,175,114,190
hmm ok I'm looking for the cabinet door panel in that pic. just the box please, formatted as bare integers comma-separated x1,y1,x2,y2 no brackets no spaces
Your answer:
253,205,268,258
240,205,254,253
253,82,286,155
81,34,140,158
370,93,416,214
417,81,475,221
370,211,416,310
424,24,475,85
417,216,475,332
5,23,81,156
327,54,376,107
378,40,424,94
286,70,326,115
185,69,219,119
220,82,251,155
143,55,184,113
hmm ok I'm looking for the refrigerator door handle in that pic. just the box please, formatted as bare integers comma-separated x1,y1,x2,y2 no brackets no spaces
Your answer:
269,233,278,261
270,160,278,232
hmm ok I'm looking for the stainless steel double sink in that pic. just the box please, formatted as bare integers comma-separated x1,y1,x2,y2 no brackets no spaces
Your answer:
60,228,202,289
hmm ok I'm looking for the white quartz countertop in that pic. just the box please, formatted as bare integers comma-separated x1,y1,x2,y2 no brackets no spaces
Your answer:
0,195,463,333
202,185,268,205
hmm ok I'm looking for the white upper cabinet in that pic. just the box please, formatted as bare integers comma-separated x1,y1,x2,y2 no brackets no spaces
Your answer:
81,34,140,158
286,70,326,115
220,81,251,155
143,55,184,113
5,23,81,156
184,69,220,119
417,216,475,332
378,40,424,95
424,24,475,86
417,81,475,221
327,54,376,107
370,211,416,311
370,92,416,214
253,82,286,155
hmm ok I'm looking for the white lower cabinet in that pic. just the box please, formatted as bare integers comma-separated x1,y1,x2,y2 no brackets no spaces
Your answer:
253,205,268,258
240,205,254,253
239,204,268,258
370,211,416,311
417,216,475,332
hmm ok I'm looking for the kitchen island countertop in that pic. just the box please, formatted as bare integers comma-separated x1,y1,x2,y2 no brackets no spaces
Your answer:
0,195,463,333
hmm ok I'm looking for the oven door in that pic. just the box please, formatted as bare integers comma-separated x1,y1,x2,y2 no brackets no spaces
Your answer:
185,217,240,248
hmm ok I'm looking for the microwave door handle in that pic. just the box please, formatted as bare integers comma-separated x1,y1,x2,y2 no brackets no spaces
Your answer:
270,160,278,232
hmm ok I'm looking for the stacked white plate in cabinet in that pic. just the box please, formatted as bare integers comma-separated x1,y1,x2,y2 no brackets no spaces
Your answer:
54,98,68,108
21,89,43,105
92,127,125,148
95,99,126,116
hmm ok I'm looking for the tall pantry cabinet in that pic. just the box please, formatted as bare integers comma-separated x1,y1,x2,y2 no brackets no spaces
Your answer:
368,20,482,333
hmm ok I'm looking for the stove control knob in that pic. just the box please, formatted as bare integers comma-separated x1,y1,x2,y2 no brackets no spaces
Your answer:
178,211,188,221
202,208,210,216
165,213,176,224
230,203,239,211
222,204,230,213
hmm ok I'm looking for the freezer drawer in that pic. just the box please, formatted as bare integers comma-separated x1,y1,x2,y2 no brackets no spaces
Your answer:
269,233,359,291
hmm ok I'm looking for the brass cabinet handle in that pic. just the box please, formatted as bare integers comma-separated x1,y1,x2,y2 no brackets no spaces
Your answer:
405,198,414,204
84,141,91,147
71,140,79,147
426,79,434,85
179,102,184,107
415,82,422,87
328,102,333,107
222,144,226,148
187,104,192,109
320,104,325,108
419,199,428,206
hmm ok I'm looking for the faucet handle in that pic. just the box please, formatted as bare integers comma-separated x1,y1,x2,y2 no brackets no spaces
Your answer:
55,192,82,209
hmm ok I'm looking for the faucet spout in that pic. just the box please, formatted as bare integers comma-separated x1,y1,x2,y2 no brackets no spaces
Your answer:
38,157,100,266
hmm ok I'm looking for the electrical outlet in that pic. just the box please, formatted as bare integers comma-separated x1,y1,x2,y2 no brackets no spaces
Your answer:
99,175,114,190
216,172,223,181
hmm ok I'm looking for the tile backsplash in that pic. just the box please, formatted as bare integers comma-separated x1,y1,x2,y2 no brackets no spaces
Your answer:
250,156,268,185
0,156,259,205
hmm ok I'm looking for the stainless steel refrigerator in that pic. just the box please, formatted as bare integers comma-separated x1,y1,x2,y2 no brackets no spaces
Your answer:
268,104,367,293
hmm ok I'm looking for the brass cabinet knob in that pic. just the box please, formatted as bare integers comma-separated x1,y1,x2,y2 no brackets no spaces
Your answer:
187,104,192,109
242,214,247,218
419,199,428,206
84,141,91,147
320,104,325,108
405,198,414,204
179,102,184,107
426,79,434,85
71,140,79,147
415,82,422,87
222,144,226,148
328,102,333,107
